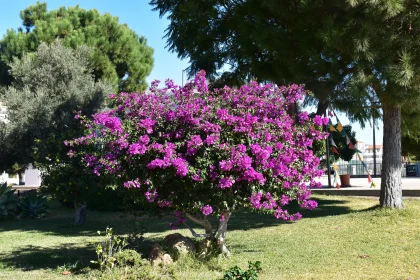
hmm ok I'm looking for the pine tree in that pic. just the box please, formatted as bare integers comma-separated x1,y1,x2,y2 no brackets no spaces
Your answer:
151,0,420,208
0,2,154,92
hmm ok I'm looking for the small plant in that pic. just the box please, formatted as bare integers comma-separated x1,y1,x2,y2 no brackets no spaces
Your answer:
0,182,17,220
114,249,147,267
91,227,128,269
57,261,79,274
222,261,262,280
18,191,49,218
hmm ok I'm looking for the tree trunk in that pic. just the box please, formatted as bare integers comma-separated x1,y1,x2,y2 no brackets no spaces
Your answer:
380,106,403,208
215,212,231,256
316,100,329,116
75,202,87,225
287,102,297,118
18,170,24,185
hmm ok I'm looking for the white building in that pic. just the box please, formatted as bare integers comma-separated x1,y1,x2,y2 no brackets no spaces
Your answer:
0,102,41,186
334,141,383,175
363,144,383,164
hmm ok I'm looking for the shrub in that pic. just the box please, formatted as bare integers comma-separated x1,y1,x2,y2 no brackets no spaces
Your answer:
18,191,49,218
114,249,147,267
0,182,17,220
70,71,328,254
222,261,262,280
91,227,128,270
41,165,141,212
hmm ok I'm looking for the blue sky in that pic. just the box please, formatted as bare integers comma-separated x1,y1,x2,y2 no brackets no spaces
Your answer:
0,0,383,144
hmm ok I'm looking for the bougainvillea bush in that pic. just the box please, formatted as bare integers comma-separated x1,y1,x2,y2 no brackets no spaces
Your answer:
68,71,328,254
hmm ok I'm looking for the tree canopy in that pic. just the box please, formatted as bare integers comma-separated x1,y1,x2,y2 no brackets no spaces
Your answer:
0,2,154,92
150,0,373,120
150,0,420,208
0,41,111,173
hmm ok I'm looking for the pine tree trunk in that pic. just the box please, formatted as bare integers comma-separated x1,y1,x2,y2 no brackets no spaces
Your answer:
380,106,403,208
316,100,329,116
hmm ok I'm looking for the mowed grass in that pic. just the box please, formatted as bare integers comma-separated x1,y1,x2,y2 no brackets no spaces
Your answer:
0,195,419,279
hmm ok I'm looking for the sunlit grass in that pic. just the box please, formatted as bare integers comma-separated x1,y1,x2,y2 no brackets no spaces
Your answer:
0,196,419,279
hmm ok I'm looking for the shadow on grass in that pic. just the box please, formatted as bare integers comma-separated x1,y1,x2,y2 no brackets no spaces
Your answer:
0,197,382,275
0,243,94,273
0,197,380,237
226,197,373,231
0,198,171,237
0,240,159,274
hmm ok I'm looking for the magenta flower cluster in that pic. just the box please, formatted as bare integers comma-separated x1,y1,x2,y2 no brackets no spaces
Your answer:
201,205,213,216
67,70,328,225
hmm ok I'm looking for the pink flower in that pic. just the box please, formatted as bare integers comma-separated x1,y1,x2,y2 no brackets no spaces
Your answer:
171,158,189,177
67,150,75,158
313,115,324,126
191,173,201,182
313,115,330,126
280,195,291,206
123,179,141,189
201,205,213,216
219,160,233,171
219,177,235,188
128,143,146,155
144,189,158,202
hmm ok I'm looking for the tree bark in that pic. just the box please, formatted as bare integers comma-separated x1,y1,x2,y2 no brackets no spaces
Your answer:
316,100,329,116
75,202,87,225
185,213,213,234
215,212,231,256
287,102,297,119
380,106,403,208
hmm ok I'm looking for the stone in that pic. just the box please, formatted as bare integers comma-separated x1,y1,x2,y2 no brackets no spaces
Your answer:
163,233,196,259
162,254,173,265
149,243,173,266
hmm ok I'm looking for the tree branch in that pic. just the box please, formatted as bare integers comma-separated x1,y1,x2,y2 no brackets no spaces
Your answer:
185,213,213,233
182,222,211,238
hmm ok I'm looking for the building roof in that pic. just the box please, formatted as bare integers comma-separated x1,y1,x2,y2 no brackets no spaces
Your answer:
366,145,383,150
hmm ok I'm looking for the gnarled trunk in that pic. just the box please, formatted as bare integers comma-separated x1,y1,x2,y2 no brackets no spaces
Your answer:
184,211,232,256
215,212,231,256
380,106,403,208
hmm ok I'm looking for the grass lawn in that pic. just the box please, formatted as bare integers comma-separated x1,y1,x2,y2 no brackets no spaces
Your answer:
0,195,419,279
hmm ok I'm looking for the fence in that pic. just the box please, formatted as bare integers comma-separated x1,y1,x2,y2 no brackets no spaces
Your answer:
334,163,382,176
334,163,417,177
